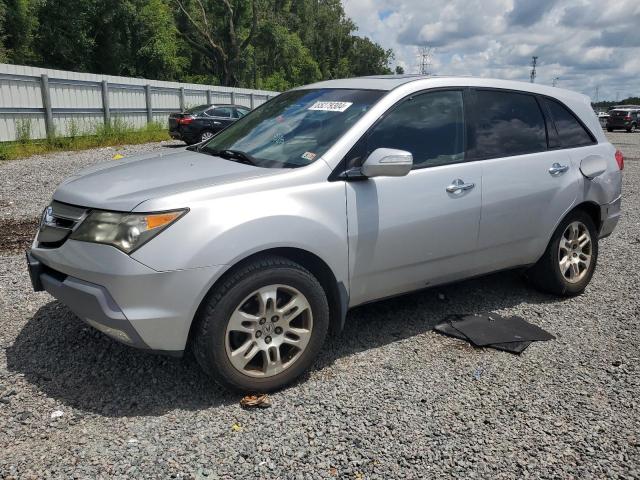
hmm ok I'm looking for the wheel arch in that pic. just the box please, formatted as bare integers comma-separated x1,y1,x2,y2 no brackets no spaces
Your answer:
187,247,348,350
572,201,602,232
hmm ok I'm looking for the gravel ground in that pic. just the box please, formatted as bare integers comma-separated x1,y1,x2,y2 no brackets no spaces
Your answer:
1,133,639,479
0,140,182,223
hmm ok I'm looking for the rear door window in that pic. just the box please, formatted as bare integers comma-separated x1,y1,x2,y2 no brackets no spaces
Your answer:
471,90,547,159
208,107,234,118
544,98,594,147
234,107,249,118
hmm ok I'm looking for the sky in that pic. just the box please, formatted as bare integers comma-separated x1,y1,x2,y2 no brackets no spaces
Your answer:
343,0,640,101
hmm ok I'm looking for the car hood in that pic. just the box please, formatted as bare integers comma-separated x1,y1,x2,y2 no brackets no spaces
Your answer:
53,148,284,211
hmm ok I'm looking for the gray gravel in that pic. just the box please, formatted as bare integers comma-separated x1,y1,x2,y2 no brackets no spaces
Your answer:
1,133,639,479
0,140,182,222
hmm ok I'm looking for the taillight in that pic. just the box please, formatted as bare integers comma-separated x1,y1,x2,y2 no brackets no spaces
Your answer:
624,116,631,121
615,150,624,170
178,116,194,125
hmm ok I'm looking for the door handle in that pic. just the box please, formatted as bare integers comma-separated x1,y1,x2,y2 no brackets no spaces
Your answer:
549,163,569,175
446,178,475,194
213,121,221,125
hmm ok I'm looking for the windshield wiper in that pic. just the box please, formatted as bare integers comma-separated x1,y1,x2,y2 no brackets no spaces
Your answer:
202,148,258,166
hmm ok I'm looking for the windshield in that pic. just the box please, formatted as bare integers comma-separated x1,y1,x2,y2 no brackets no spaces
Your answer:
200,88,385,168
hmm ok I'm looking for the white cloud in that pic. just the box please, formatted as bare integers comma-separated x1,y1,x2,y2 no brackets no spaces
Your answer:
342,0,640,100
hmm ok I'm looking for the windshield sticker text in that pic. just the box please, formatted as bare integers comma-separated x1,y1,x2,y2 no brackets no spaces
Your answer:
301,151,317,161
308,101,353,112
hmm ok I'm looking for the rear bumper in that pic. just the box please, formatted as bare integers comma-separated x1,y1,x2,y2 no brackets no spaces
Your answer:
168,127,198,143
28,240,225,353
599,195,622,239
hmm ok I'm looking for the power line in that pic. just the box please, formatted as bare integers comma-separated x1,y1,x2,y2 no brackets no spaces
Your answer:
530,56,538,83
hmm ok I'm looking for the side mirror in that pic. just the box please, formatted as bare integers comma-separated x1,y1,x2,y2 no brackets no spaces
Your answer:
361,148,413,178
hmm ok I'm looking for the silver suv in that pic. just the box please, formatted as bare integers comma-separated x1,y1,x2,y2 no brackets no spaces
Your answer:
27,76,623,391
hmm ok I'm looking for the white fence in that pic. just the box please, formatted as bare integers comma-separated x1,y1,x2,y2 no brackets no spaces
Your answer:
0,64,278,142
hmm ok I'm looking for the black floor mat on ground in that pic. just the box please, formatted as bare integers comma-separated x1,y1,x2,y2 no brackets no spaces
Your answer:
434,313,554,354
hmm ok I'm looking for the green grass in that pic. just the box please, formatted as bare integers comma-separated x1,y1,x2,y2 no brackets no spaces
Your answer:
0,120,170,161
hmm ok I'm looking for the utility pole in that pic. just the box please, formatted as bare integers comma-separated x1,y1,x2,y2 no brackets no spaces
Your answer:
417,46,433,75
595,86,599,104
530,56,538,83
552,76,559,87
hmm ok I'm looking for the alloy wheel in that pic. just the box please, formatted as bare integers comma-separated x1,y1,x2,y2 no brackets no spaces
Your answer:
200,131,214,142
224,284,313,378
558,221,592,283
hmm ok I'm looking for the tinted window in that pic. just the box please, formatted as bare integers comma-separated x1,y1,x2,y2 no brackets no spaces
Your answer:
234,107,249,118
544,98,594,147
209,107,234,118
473,90,546,158
365,90,465,169
184,104,210,114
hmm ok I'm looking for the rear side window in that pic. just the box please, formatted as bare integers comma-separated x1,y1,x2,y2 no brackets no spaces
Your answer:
208,107,234,118
472,90,547,159
544,98,594,148
366,90,465,169
234,108,249,118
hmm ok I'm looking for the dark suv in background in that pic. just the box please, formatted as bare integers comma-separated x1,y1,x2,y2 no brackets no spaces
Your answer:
169,104,250,144
606,108,640,132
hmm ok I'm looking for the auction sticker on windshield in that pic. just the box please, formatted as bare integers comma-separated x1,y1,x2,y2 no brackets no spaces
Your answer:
308,101,353,112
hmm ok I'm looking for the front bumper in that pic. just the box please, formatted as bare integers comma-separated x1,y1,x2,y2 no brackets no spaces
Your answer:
599,195,622,239
28,239,225,353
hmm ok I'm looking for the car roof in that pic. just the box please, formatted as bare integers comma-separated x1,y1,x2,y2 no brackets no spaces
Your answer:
295,74,588,100
208,104,243,108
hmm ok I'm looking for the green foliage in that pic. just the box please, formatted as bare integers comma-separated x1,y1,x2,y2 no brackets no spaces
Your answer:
4,0,40,64
2,0,394,88
15,118,32,143
0,0,7,62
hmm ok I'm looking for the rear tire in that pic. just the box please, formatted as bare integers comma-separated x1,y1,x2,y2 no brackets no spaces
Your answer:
527,210,598,296
199,130,215,143
192,256,329,392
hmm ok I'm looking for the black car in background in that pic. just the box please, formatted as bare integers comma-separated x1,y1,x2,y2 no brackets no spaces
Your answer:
169,104,250,144
606,108,640,132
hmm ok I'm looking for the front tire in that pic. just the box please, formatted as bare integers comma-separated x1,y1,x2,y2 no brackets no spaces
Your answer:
527,210,598,296
192,256,329,392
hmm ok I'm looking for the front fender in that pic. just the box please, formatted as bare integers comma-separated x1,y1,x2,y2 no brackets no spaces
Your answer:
131,180,349,290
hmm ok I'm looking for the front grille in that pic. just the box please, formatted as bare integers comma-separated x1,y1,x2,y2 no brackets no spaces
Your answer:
37,201,88,248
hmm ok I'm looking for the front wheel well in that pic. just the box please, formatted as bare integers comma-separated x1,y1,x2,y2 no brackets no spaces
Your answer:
189,248,346,347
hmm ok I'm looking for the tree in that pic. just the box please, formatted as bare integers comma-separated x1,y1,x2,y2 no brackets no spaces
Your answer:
135,0,188,79
3,0,394,89
395,65,404,75
36,0,96,71
174,0,258,86
0,0,7,62
4,0,40,64
252,22,321,90
347,36,393,77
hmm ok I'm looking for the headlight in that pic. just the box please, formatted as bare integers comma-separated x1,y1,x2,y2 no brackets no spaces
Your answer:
70,209,187,253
